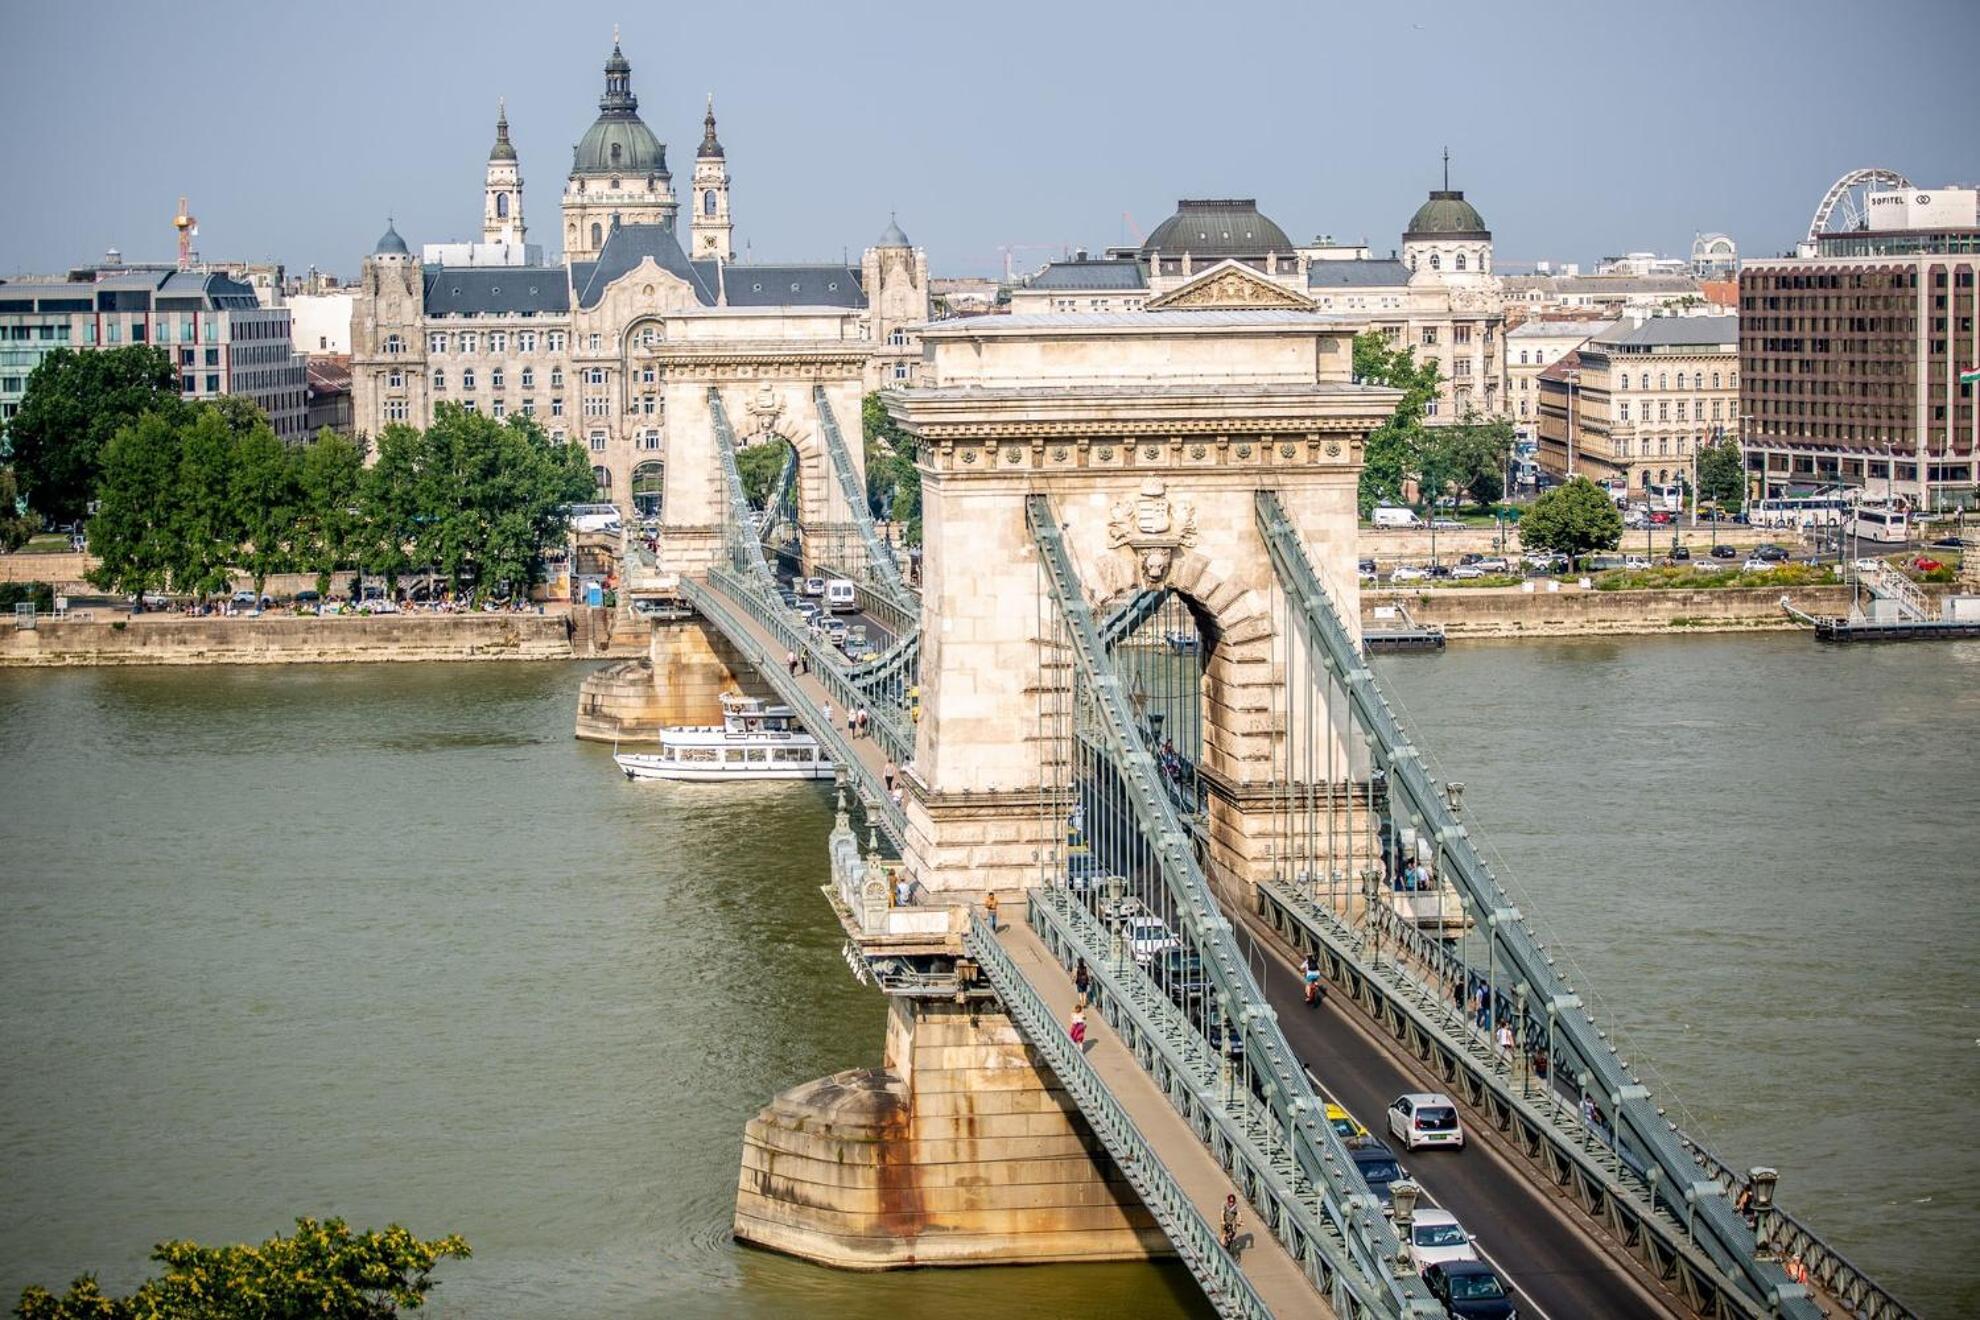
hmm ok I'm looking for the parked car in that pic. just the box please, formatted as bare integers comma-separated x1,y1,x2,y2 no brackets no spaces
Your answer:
1346,1138,1406,1211
1430,518,1464,530
1372,505,1422,529
1421,1259,1517,1319
1425,564,1454,579
1473,556,1511,573
1670,546,1692,562
1913,557,1945,573
1741,558,1774,572
1754,544,1790,561
1388,1092,1466,1151
1391,565,1429,583
1451,566,1486,580
1405,1207,1480,1273
1710,543,1739,559
1123,915,1181,965
1623,556,1651,569
1649,510,1673,525
1358,558,1379,582
1457,553,1483,566
294,589,321,608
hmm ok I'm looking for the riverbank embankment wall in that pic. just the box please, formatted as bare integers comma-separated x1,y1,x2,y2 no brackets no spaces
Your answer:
0,614,573,666
1365,585,1867,638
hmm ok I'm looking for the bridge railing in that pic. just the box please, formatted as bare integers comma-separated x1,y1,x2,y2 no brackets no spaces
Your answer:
962,907,1275,1320
685,571,909,849
1026,493,1436,1320
1022,886,1418,1317
812,385,917,617
1255,490,1826,1320
1255,876,1780,1317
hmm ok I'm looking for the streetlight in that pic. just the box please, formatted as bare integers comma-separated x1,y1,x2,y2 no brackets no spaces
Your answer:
1390,1179,1423,1275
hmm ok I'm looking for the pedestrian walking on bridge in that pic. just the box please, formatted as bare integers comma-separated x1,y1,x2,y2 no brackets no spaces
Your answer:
1069,1000,1087,1048
984,889,999,931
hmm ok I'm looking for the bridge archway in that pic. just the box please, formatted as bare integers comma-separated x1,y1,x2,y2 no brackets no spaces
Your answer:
648,369,867,580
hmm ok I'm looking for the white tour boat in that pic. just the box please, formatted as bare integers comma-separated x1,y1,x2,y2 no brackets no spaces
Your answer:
613,691,834,782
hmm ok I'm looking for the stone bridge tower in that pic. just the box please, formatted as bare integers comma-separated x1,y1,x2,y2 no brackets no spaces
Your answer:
885,311,1401,902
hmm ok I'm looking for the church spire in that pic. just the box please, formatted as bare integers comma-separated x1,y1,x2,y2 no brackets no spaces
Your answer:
699,93,724,159
490,97,516,161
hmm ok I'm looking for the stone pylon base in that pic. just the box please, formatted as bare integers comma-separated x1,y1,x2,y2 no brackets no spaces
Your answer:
574,619,774,742
733,1000,1168,1269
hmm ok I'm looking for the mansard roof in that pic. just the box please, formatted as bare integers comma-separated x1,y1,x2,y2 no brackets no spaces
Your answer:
1306,258,1411,289
722,263,867,308
422,266,570,317
1027,258,1147,291
570,222,715,307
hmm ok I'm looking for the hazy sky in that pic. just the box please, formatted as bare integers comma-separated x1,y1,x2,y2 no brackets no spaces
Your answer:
2,0,1972,280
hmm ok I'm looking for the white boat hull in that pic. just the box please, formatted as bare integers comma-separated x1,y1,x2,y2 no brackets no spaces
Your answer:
614,753,836,782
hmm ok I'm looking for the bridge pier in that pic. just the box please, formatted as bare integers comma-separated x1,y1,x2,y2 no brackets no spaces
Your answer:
574,618,772,741
734,994,1169,1269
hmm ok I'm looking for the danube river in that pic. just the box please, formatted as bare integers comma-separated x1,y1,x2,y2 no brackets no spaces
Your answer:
0,640,1973,1316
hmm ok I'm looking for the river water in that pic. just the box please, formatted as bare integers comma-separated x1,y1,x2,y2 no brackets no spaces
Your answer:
0,643,1972,1316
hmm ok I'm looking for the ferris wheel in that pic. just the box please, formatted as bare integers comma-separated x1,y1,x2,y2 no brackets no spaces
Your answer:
1803,168,1912,252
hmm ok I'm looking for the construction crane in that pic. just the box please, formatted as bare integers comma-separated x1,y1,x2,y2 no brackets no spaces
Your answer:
174,195,199,270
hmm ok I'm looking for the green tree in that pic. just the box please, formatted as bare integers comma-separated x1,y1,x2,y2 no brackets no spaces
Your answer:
14,1216,469,1320
230,421,300,603
1518,476,1624,566
862,391,921,545
84,412,185,600
5,346,179,524
358,424,425,594
0,467,38,552
1696,435,1746,514
1351,331,1442,516
169,408,240,601
735,441,789,507
297,430,368,595
1420,411,1517,509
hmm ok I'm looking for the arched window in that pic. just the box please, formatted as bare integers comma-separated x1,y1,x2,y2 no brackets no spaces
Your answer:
432,368,445,391
1658,373,1667,390
496,192,509,218
590,222,602,248
703,189,717,216
1640,373,1649,390
1519,350,1528,364
1455,253,1467,271
610,177,620,190
609,143,622,166
1429,253,1441,271
1712,372,1721,389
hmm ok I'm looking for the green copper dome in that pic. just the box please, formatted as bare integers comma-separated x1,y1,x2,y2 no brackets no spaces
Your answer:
1405,190,1489,239
571,39,668,178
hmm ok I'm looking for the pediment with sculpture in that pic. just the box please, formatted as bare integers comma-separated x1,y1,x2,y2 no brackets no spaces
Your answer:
1146,260,1316,312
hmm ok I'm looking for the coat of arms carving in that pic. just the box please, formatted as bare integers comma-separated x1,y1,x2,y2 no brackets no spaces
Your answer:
1107,479,1198,584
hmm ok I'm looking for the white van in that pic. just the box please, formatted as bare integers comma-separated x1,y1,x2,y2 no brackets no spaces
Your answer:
1371,505,1422,529
825,578,858,613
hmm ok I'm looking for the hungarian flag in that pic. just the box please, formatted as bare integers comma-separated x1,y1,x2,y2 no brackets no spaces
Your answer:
1963,368,1980,385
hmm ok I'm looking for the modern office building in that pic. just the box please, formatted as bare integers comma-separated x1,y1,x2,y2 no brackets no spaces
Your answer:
0,266,307,439
1739,184,1979,504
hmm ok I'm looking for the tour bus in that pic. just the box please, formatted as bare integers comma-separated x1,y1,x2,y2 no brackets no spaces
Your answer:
1747,489,1858,531
565,502,624,534
1844,503,1910,545
825,578,859,613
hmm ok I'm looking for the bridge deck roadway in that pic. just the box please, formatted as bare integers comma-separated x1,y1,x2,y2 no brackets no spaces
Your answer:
1232,904,1678,1320
701,598,1660,1317
995,917,1329,1319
